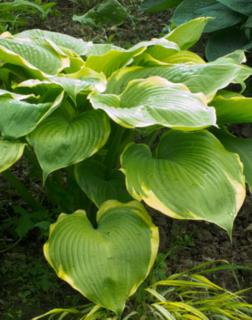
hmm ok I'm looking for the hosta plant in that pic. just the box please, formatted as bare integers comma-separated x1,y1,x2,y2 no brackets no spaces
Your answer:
1,17,252,317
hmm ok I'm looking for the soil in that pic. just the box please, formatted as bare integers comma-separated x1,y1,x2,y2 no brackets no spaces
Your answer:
0,1,252,319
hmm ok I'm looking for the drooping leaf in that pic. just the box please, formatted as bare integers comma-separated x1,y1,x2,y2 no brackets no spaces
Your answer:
27,108,110,179
17,67,107,104
172,0,243,33
121,130,245,235
217,0,252,16
217,131,252,192
0,92,64,138
107,56,248,98
74,159,131,207
141,0,182,13
89,76,216,130
0,139,25,173
0,37,69,76
158,50,205,64
73,0,129,28
212,93,252,124
16,29,92,56
206,27,249,61
44,200,159,313
166,17,211,50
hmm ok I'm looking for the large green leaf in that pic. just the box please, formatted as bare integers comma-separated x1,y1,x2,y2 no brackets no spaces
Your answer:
44,200,159,313
217,0,252,15
0,139,25,173
74,159,131,207
85,38,178,76
172,0,242,33
17,67,107,104
166,17,211,50
27,109,110,179
0,37,69,76
89,76,216,130
141,0,182,12
107,58,247,98
217,131,252,192
73,0,129,27
121,131,245,234
212,92,252,124
206,28,249,61
0,92,64,139
16,29,92,56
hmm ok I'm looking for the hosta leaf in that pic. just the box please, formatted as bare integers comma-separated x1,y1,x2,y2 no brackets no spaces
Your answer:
212,93,252,124
0,92,64,138
217,0,252,16
0,140,25,173
217,131,252,191
89,76,216,130
85,38,178,76
161,51,205,64
73,0,129,28
172,0,242,33
27,109,110,179
141,0,182,13
166,17,211,50
16,29,92,56
121,130,245,234
17,67,107,104
74,159,131,207
206,28,249,61
44,200,159,313
0,37,69,76
107,57,246,98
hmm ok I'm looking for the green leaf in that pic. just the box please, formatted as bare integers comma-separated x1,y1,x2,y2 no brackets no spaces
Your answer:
74,159,131,207
217,0,252,16
121,130,245,235
217,131,252,191
212,93,252,124
44,200,159,313
0,92,63,139
166,17,211,50
0,139,25,173
107,56,248,98
85,38,178,76
172,0,242,33
27,108,110,179
89,76,216,129
17,67,107,104
206,28,248,61
16,29,92,56
0,36,69,76
141,0,182,13
73,0,129,27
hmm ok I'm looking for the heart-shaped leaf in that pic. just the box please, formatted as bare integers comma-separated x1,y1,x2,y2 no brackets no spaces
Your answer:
74,159,131,207
44,200,159,313
89,76,216,130
27,109,110,179
121,130,245,235
0,139,25,173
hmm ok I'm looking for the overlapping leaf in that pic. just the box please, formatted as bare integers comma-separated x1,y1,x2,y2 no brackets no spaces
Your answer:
27,108,110,179
121,130,245,234
44,201,159,313
90,76,216,129
0,139,25,172
74,159,131,207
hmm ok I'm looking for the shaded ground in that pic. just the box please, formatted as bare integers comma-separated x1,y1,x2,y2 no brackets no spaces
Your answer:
0,1,252,319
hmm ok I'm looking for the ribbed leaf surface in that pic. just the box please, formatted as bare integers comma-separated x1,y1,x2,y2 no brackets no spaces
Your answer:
89,76,216,130
44,201,159,313
0,140,25,172
28,110,110,178
121,131,245,234
0,93,63,138
75,159,131,207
